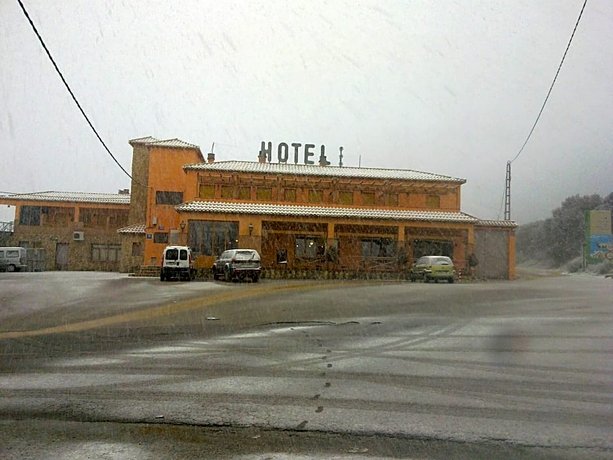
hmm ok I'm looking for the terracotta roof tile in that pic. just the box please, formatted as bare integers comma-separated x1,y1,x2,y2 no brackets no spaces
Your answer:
128,136,159,145
147,138,200,149
184,161,465,183
117,223,146,234
476,219,518,228
176,201,476,223
0,191,130,205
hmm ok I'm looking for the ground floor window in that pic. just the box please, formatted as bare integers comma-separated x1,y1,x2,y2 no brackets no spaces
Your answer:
91,244,121,262
361,238,396,258
295,236,325,259
188,220,238,256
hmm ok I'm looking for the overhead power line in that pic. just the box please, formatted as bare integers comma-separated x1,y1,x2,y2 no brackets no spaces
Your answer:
510,0,588,164
16,0,133,181
502,0,588,221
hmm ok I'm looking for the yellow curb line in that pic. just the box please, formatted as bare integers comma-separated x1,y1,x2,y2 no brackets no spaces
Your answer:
0,280,378,339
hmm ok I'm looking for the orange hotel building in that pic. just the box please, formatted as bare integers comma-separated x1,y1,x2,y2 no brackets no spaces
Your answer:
120,137,516,279
0,136,516,278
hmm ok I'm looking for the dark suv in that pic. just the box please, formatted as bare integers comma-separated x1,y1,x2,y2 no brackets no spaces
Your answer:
212,249,261,282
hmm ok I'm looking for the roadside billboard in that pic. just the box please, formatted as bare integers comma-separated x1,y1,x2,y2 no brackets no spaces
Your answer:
588,210,612,235
584,210,613,264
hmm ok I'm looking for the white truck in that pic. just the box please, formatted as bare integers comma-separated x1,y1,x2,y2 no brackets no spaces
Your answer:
160,246,195,281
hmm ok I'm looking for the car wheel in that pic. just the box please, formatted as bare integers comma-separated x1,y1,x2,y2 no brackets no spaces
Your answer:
448,277,454,284
6,264,15,272
434,278,439,283
224,266,232,282
252,274,259,283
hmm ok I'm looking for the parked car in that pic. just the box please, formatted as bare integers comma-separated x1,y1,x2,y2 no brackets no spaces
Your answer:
0,247,28,272
409,255,455,283
160,246,195,281
213,249,261,282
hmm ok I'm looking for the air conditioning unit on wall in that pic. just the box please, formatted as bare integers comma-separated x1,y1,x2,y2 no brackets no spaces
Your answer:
73,231,84,241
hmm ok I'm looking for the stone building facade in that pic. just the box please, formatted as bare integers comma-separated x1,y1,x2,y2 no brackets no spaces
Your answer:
0,191,130,271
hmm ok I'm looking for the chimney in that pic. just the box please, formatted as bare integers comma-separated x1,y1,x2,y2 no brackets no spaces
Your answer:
259,141,271,163
207,142,216,163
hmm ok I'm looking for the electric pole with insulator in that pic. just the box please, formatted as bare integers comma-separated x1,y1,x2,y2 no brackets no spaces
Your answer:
504,161,511,220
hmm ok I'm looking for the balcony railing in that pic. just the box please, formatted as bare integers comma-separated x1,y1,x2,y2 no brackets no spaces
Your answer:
0,221,14,233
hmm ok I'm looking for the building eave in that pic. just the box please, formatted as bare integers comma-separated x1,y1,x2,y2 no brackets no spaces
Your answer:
0,191,131,206
176,200,477,224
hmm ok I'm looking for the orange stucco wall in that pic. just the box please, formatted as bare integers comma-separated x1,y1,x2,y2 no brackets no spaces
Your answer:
142,147,204,265
126,142,513,279
187,170,462,212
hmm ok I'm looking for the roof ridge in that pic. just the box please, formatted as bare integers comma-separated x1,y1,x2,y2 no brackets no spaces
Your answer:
129,135,159,144
148,138,199,146
1,191,131,204
194,159,441,172
183,160,465,183
9,190,125,195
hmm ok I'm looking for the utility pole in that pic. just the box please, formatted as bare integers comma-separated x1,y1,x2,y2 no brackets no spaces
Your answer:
504,161,511,221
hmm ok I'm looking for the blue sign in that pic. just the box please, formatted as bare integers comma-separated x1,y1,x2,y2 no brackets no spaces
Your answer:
588,234,613,261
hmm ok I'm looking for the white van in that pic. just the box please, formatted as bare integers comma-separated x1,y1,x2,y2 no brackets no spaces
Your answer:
0,247,28,272
160,245,195,281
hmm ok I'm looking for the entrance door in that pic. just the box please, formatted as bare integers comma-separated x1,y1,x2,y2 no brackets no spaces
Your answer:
55,243,69,270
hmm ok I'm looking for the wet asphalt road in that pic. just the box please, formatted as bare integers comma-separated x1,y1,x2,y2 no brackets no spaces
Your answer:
0,271,612,459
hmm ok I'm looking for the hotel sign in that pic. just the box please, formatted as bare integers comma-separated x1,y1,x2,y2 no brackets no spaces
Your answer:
259,141,331,166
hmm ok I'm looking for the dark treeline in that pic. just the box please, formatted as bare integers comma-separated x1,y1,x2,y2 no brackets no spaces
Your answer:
516,192,613,267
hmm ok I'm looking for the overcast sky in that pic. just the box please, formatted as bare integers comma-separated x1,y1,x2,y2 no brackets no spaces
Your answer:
1,0,611,224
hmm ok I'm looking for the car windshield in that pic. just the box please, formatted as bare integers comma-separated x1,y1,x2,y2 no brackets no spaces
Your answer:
1,1,612,458
433,257,452,265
